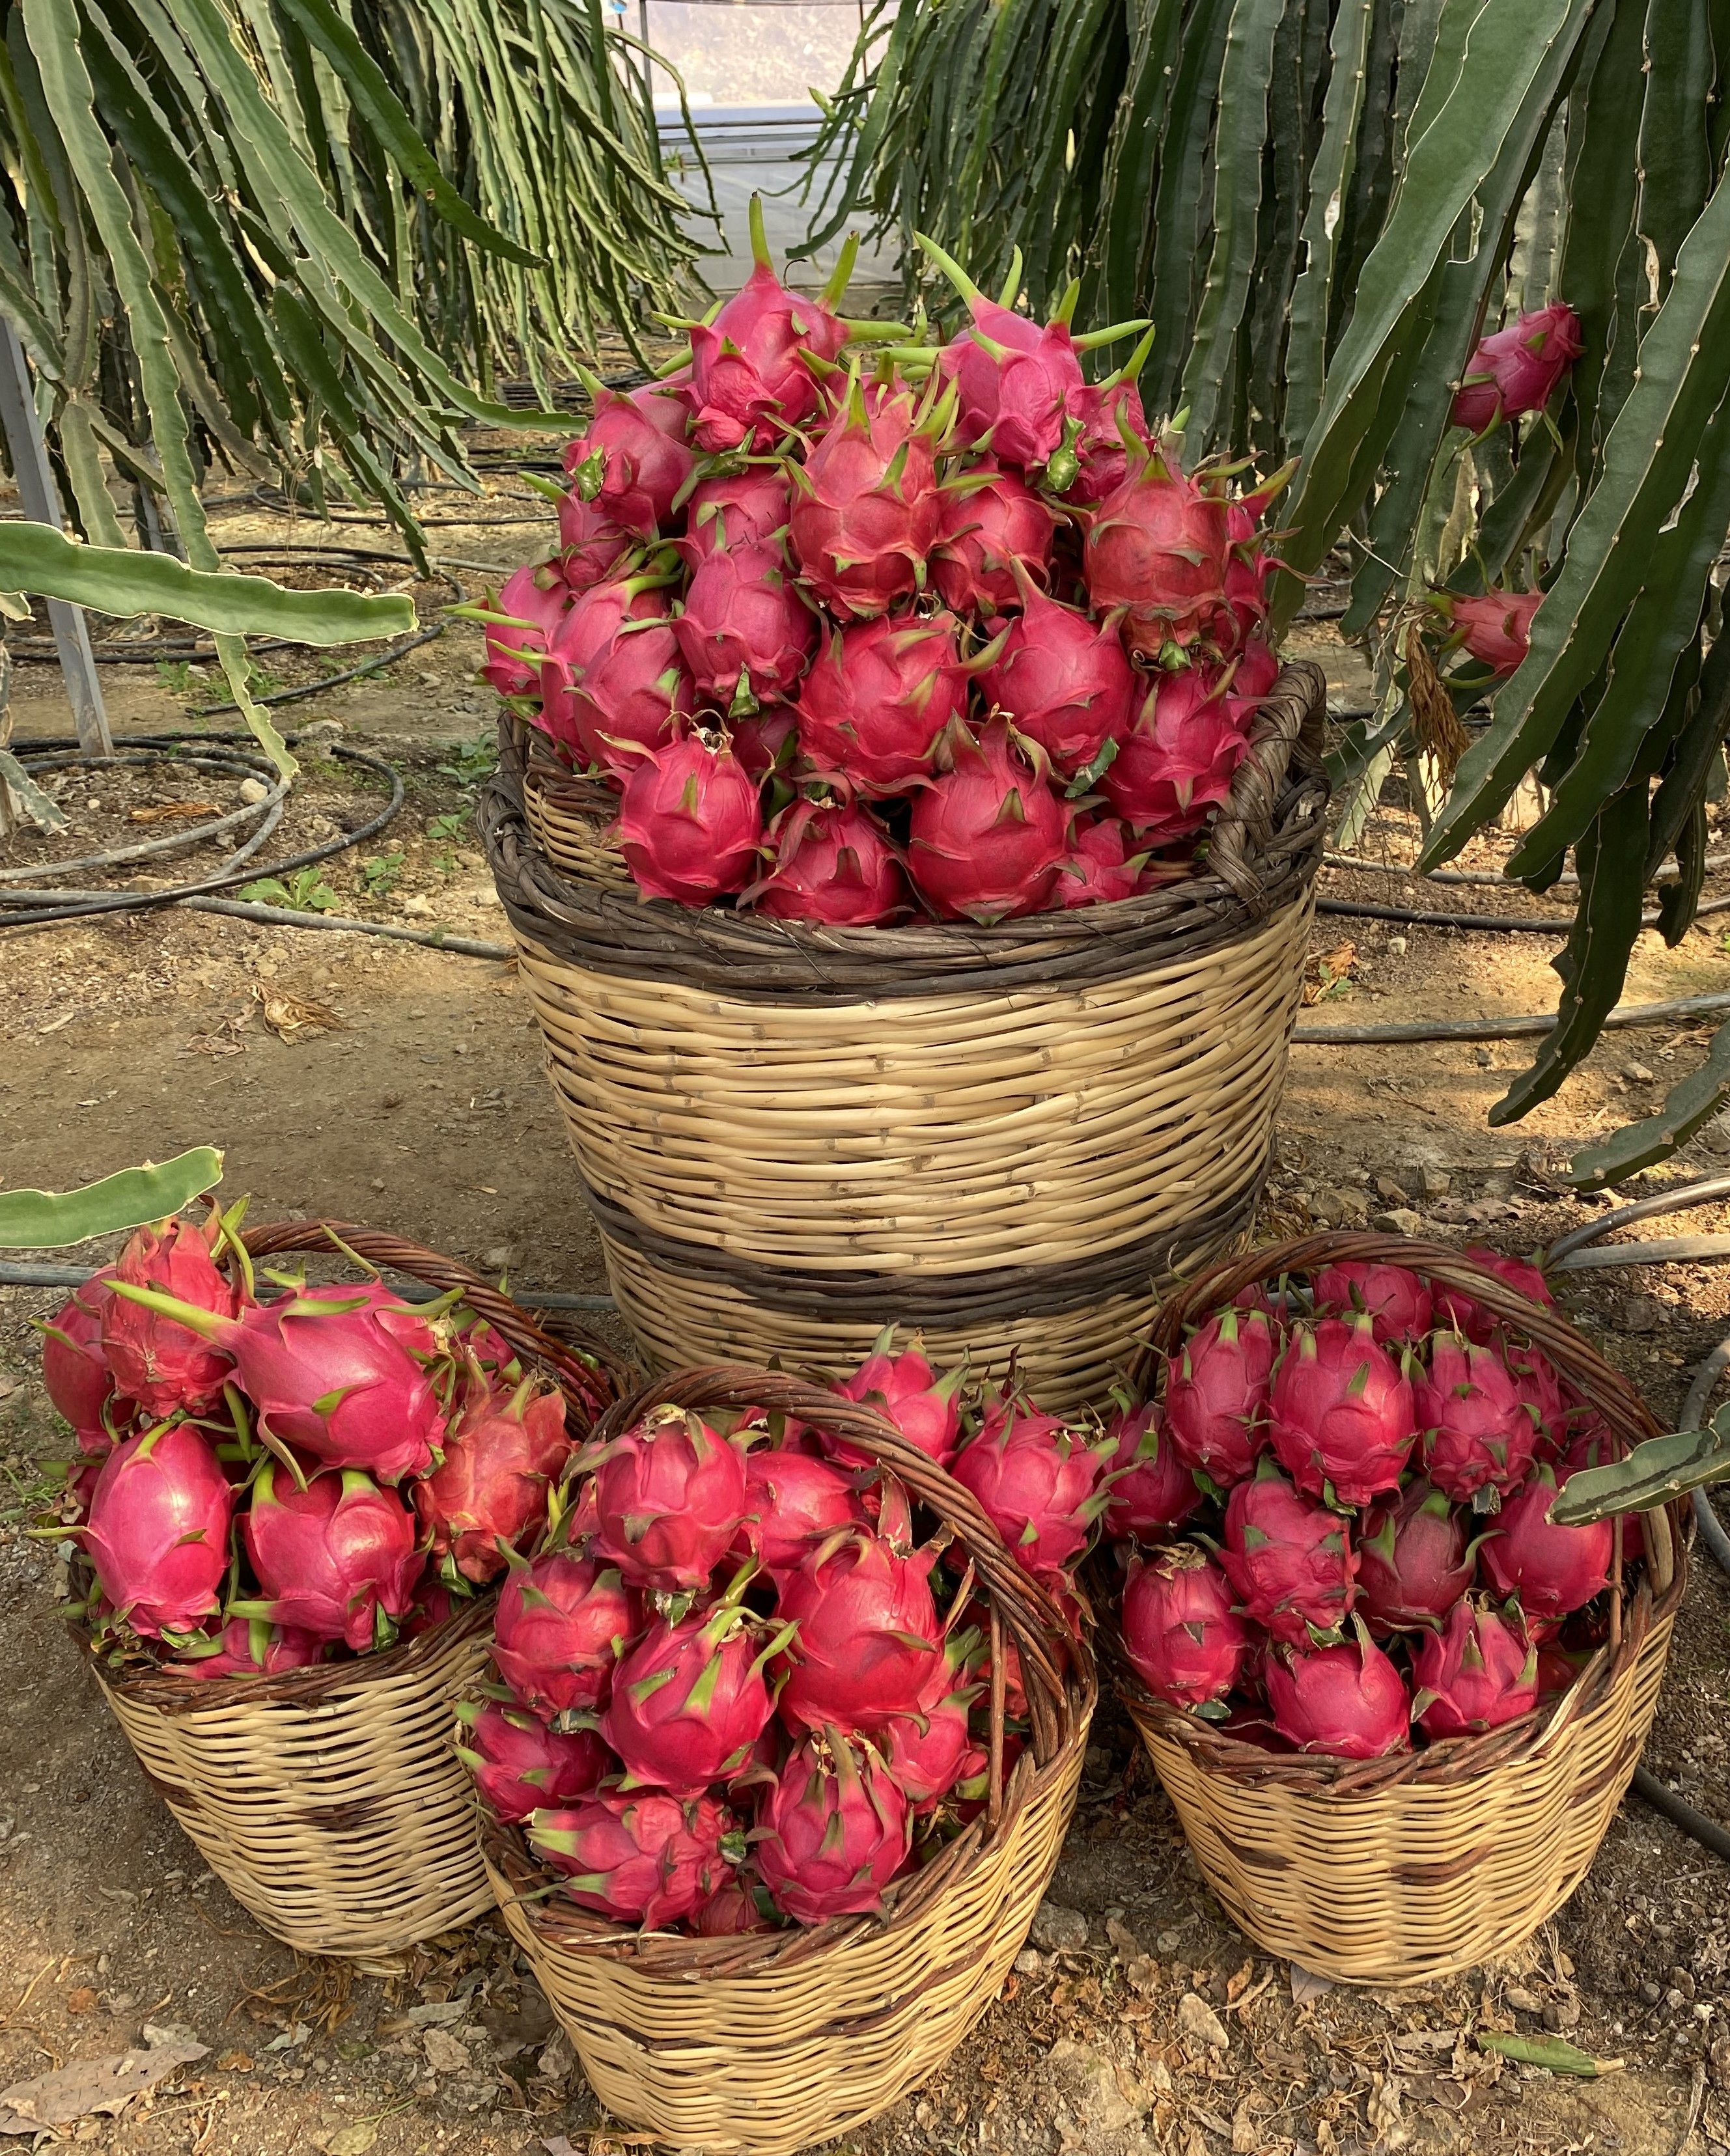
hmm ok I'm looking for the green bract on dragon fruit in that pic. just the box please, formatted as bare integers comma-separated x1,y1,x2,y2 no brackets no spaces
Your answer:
473,204,1295,926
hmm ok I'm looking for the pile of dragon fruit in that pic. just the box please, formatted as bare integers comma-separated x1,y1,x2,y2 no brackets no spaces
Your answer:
39,1213,574,1674
476,208,1288,924
460,1335,1106,1935
1108,1252,1632,1758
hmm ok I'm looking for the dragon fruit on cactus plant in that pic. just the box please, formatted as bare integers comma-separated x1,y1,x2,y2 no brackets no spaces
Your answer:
82,1422,232,1639
413,1373,570,1584
1356,1480,1476,1633
172,1614,326,1679
1162,1304,1278,1487
682,466,794,562
906,719,1071,923
614,727,765,907
1099,666,1252,839
587,1403,750,1593
1451,302,1584,434
563,373,694,539
929,462,1055,615
492,1549,635,1720
738,1449,867,1582
951,1400,1113,1580
1102,1403,1201,1542
1311,1262,1434,1346
454,1698,609,1822
979,574,1137,776
673,540,816,715
1430,588,1542,679
1219,1460,1356,1646
1264,1622,1411,1758
1413,1330,1537,1500
538,572,690,772
1120,1545,1250,1707
482,562,575,700
774,1527,943,1735
753,1727,913,1922
743,797,911,926
1055,815,1149,908
1411,1596,1539,1737
827,1331,966,1469
1268,1316,1417,1506
529,1791,740,1928
239,1461,425,1651
40,1269,124,1435
796,613,971,799
602,1590,784,1794
787,376,940,620
101,1216,240,1418
1478,1461,1613,1625
1083,448,1232,656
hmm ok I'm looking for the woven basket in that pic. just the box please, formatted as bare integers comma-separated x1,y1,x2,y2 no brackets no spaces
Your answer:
83,1221,620,1970
1102,1231,1686,1987
481,661,1328,1412
519,735,634,891
482,1364,1095,2155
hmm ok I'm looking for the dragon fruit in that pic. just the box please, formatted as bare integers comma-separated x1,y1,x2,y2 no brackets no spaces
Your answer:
482,563,575,700
538,572,690,771
602,1595,783,1794
82,1422,232,1640
686,210,847,451
1264,1625,1411,1758
238,1463,424,1651
1083,450,1231,656
775,1527,943,1734
529,1791,739,1928
101,1217,240,1418
1433,1247,1556,1342
557,490,633,590
1099,666,1251,838
1102,1403,1201,1541
729,703,798,784
1219,1461,1356,1646
1411,1597,1539,1737
1503,1340,1569,1458
951,1401,1113,1581
882,1689,984,1810
563,374,694,539
1268,1316,1416,1506
682,467,794,562
1311,1262,1434,1346
738,1448,867,1581
1232,633,1281,705
753,1728,912,1922
1430,588,1542,678
827,1333,966,1469
492,1549,635,1719
614,727,765,906
796,614,971,798
172,1614,326,1679
1162,1305,1278,1487
929,463,1055,615
40,1270,124,1435
673,540,816,713
787,377,940,620
922,243,1090,469
454,1698,609,1822
690,1877,774,1935
1063,373,1149,506
1356,1480,1476,1633
1119,1545,1250,1707
587,1403,750,1592
743,797,911,926
1055,815,1147,907
1451,302,1583,433
1414,1331,1537,1500
413,1374,569,1584
906,719,1070,923
1479,1462,1613,1625
979,577,1137,776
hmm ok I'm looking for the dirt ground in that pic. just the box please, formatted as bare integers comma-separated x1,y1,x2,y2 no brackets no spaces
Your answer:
3,465,1730,2156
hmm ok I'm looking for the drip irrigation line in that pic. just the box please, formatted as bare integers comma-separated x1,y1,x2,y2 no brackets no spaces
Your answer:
1630,1767,1730,1864
182,895,511,959
0,1256,615,1313
0,749,288,884
1293,987,1730,1046
1550,1235,1730,1270
1546,1172,1730,1264
196,622,445,715
1315,894,1730,934
1325,849,1730,889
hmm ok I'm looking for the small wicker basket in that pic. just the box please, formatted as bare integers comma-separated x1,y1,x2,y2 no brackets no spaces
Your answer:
1101,1231,1686,1987
518,737,633,891
81,1221,619,1970
482,1364,1095,2155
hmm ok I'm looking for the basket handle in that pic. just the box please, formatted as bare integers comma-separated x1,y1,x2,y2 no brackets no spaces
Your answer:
1207,658,1328,908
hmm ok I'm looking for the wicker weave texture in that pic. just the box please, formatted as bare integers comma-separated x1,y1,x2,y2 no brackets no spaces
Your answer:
522,756,633,891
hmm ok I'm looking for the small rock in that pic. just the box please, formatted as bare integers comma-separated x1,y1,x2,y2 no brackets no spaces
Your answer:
1672,1966,1699,2001
1667,1987,1687,2011
1700,1113,1730,1158
1045,2039,1149,2148
1375,1208,1423,1236
237,778,270,806
1618,1293,1667,1334
1504,1987,1543,2015
1418,1165,1453,1199
1474,1046,1494,1067
401,895,435,919
469,887,503,909
1641,1979,1663,2005
1031,1900,1089,1954
1104,1916,1143,1961
1013,1948,1045,1978
1387,934,1407,956
480,1244,515,1273
1544,1997,1582,2032
1176,1992,1229,2051
1626,1062,1655,1084
1374,1176,1410,1204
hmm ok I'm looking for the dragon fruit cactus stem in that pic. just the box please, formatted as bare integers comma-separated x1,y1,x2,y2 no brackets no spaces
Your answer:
1119,1545,1251,1708
1218,1458,1357,1646
585,1402,751,1592
81,1420,233,1640
753,1726,914,1923
1267,1314,1417,1506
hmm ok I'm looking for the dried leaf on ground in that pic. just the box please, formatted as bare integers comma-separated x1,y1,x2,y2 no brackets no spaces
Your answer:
1301,943,1358,1005
253,986,339,1041
129,801,221,822
0,2041,207,2133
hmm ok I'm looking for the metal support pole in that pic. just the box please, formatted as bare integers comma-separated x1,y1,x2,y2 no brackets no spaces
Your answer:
0,320,112,754
639,0,653,105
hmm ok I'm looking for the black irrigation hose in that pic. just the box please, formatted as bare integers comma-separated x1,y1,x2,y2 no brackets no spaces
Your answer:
1293,987,1730,1047
0,1257,615,1314
1546,1172,1730,1264
1630,1767,1730,1863
1316,893,1730,933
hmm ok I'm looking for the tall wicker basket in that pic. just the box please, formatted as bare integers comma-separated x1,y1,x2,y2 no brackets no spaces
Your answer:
1101,1232,1686,1987
481,1365,1094,2156
481,661,1327,1412
82,1221,619,1970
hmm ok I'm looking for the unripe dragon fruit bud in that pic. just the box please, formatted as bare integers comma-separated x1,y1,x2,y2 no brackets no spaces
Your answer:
171,1614,327,1679
563,378,694,538
951,1400,1114,1581
796,614,971,799
587,1403,751,1593
673,540,816,714
1119,1545,1250,1708
827,1331,966,1469
1264,1622,1411,1758
1098,666,1252,840
1055,815,1148,907
614,727,765,907
1162,1305,1277,1487
557,491,633,590
690,1875,774,1935
1268,1316,1417,1506
774,1527,943,1735
83,1422,232,1640
929,462,1055,615
1411,1596,1539,1737
742,797,911,926
736,1448,868,1582
906,719,1071,924
1429,588,1542,678
40,1268,125,1435
538,572,691,772
686,243,846,452
1414,1331,1537,1500
1083,451,1232,655
754,1728,913,1923
682,467,794,562
1356,1479,1476,1633
492,1549,635,1720
455,1696,609,1822
602,1590,786,1794
240,1462,425,1651
1478,1461,1613,1626
530,1791,740,1929
413,1373,570,1584
1311,1262,1434,1346
482,562,576,700
979,577,1137,777
101,1216,241,1418
1451,302,1583,433
1220,1459,1356,1645
937,295,1088,470
882,1689,984,1811
787,380,940,620
1102,1403,1201,1542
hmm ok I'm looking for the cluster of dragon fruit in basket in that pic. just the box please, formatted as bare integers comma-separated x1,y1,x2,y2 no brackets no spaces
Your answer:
460,1334,1113,1937
474,214,1291,924
1112,1254,1631,1760
40,1213,576,1674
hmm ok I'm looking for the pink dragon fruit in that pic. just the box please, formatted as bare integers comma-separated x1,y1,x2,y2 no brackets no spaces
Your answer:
787,378,940,620
1162,1305,1278,1487
929,463,1055,614
1063,373,1149,505
690,1877,774,1935
737,1448,867,1581
100,1216,241,1418
614,726,765,906
454,1698,609,1822
413,1374,570,1584
1102,1403,1201,1541
529,1791,739,1928
238,1462,425,1651
563,374,694,538
826,1332,966,1469
40,1269,124,1435
1451,303,1584,433
1479,1462,1613,1625
1264,1625,1411,1758
1414,1331,1537,1500
1502,1341,1569,1457
743,797,911,926
923,243,1090,469
1219,1461,1356,1645
1356,1480,1476,1633
172,1614,326,1679
482,562,576,700
602,1594,783,1794
1311,1262,1433,1346
906,719,1071,923
1055,815,1147,907
1083,450,1231,655
587,1403,750,1592
796,614,971,797
492,1549,635,1719
774,1527,943,1734
979,576,1137,776
538,572,690,771
1099,666,1251,838
1432,1247,1556,1342
951,1401,1113,1581
729,703,798,783
1119,1545,1250,1707
82,1422,232,1639
1411,1597,1539,1737
882,1689,984,1810
1231,633,1281,704
673,540,816,713
753,1728,913,1923
557,490,632,589
1268,1316,1416,1506
1430,589,1542,678
686,211,847,451
682,467,794,562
